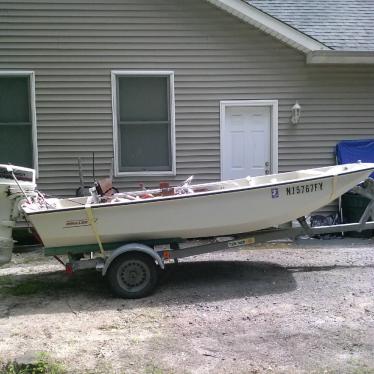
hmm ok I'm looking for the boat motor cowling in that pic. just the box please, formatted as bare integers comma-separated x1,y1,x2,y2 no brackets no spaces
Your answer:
0,165,36,266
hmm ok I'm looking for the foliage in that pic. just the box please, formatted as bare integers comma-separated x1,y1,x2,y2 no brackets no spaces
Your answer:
0,353,65,374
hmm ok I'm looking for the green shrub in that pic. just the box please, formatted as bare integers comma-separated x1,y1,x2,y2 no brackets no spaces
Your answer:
0,353,65,374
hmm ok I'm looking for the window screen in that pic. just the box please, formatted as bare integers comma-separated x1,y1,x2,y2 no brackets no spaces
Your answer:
0,76,33,168
117,75,172,172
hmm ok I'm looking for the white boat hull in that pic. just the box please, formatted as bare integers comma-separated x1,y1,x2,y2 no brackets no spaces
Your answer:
23,163,374,249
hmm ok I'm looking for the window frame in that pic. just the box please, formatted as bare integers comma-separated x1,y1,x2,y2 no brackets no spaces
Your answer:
111,70,176,177
0,70,38,175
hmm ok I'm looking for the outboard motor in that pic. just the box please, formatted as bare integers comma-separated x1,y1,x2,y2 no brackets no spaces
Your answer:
0,165,36,265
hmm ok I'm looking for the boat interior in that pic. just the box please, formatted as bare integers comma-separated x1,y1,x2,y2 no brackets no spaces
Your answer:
21,164,352,212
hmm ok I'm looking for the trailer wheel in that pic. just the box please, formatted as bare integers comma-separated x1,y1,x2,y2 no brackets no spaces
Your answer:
106,252,158,299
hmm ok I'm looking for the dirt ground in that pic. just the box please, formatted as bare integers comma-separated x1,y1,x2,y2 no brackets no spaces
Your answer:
0,238,373,374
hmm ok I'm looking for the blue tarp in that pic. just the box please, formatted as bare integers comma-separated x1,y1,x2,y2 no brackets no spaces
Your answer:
336,139,374,178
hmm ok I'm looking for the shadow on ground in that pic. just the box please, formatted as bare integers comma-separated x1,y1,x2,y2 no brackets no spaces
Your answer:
0,260,297,313
2,260,371,316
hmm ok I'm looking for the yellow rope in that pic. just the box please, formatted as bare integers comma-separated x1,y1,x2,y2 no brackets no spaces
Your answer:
85,204,105,257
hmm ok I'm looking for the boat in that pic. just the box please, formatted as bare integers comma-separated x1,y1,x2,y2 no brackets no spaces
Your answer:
14,162,374,249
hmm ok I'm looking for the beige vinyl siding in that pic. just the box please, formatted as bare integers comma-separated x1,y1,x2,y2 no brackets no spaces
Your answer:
0,0,374,207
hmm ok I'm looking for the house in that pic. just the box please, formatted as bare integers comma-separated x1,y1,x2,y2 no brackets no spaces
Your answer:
1,0,373,208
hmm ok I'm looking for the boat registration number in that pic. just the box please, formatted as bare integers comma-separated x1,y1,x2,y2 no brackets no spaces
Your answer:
286,182,323,196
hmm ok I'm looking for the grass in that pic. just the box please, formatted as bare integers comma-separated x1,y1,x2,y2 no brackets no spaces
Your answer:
2,280,49,296
145,368,163,374
145,365,173,374
0,276,13,287
312,364,374,374
0,277,71,297
351,365,374,374
0,349,175,374
97,324,120,331
0,271,105,297
0,353,65,374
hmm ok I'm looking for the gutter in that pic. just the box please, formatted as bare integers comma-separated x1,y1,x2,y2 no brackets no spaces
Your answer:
307,51,374,65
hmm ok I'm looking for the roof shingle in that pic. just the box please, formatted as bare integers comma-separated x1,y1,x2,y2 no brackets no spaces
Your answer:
246,0,374,51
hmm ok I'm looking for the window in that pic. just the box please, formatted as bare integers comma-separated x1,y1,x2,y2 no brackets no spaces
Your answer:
112,71,175,176
0,72,37,169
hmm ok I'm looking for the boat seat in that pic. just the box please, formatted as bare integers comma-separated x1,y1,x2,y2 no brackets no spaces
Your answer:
95,178,115,197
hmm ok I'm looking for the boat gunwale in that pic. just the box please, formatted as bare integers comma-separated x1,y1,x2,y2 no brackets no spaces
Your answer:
22,165,374,216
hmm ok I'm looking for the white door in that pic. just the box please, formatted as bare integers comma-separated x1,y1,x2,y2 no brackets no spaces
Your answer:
222,105,271,180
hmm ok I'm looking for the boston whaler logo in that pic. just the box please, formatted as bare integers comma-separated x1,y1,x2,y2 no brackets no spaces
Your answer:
271,188,279,199
64,218,97,228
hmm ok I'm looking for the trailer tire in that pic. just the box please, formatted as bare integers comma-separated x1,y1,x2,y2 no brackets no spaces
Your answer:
106,252,158,299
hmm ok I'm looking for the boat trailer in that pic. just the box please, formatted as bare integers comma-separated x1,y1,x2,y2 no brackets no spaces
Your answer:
42,178,374,299
2,163,374,299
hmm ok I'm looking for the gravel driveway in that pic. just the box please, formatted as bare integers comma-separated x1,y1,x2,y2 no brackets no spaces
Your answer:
0,238,373,373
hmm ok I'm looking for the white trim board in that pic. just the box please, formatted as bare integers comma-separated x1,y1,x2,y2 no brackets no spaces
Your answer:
307,51,374,64
111,70,176,178
220,100,278,180
0,70,38,176
205,0,330,53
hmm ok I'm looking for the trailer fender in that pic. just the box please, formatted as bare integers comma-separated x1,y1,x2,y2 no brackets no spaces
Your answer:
102,243,165,276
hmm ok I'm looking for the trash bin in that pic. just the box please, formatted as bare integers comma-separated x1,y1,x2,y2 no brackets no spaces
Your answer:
341,192,373,238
